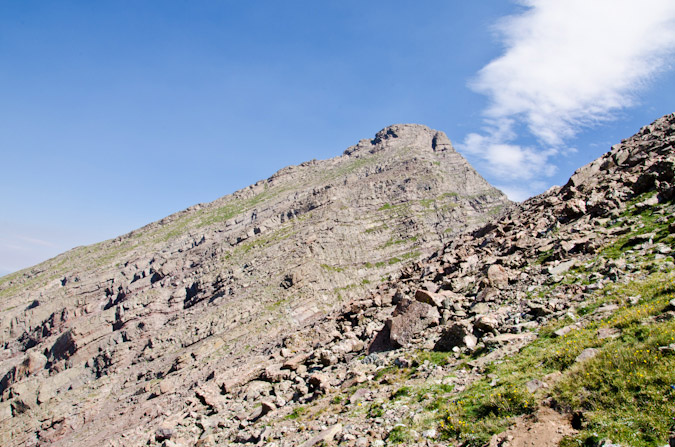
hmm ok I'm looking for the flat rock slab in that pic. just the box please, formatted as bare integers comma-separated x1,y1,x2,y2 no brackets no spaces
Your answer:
548,260,577,276
575,348,599,363
299,423,342,447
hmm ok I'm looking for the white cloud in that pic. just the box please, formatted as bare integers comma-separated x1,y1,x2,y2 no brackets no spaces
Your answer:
462,124,557,181
494,185,532,202
475,0,675,146
461,0,675,199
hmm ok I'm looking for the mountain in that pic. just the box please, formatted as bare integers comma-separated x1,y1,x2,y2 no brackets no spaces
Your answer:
0,124,510,446
2,114,674,447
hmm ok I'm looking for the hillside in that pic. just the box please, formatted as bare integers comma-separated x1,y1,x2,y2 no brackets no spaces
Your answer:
193,113,673,447
0,124,510,446
2,113,675,447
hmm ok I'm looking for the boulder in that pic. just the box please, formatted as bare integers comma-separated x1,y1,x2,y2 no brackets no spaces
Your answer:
49,330,77,361
554,325,577,337
299,423,342,447
155,427,175,442
282,353,310,371
548,260,576,276
575,348,599,363
387,298,440,348
434,321,477,351
308,373,331,394
247,400,275,421
525,379,547,393
487,264,509,289
262,364,292,382
474,315,500,335
414,289,444,308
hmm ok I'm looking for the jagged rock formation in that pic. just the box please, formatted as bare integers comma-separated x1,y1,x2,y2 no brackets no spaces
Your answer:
0,124,509,446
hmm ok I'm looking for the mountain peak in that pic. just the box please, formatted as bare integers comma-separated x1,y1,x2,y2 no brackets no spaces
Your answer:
344,123,453,156
0,122,511,446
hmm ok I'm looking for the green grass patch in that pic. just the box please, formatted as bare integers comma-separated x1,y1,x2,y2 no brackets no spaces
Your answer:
601,195,675,260
433,272,675,447
387,425,412,444
320,264,345,273
392,386,412,399
554,318,675,446
420,198,436,208
415,350,455,367
536,249,555,265
286,405,307,420
381,236,417,249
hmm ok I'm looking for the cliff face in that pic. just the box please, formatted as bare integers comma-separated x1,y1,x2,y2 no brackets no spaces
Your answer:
0,124,510,446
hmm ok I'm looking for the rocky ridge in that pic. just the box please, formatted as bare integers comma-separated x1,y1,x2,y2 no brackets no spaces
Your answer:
0,124,509,446
2,113,675,446
89,113,675,447
217,113,674,447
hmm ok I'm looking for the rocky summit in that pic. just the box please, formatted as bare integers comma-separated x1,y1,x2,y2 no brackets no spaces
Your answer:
2,115,675,447
0,124,509,446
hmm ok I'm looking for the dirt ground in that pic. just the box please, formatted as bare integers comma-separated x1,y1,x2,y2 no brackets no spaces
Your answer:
489,406,577,447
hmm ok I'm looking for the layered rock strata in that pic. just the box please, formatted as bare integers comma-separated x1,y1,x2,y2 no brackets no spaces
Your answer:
0,124,509,446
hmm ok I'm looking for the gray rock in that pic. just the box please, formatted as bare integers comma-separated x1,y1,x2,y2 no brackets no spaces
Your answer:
247,400,275,421
155,427,175,442
299,423,342,447
387,298,440,348
308,373,331,394
487,264,509,289
434,321,477,351
575,348,600,363
548,260,576,276
414,289,444,308
525,379,547,393
474,315,500,334
597,327,621,340
422,428,437,439
554,325,577,337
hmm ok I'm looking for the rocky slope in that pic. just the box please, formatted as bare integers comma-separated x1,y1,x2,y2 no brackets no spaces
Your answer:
2,113,675,447
0,124,510,446
181,113,673,447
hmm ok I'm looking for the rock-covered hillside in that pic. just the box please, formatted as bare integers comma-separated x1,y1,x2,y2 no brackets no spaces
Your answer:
0,124,510,446
181,113,673,447
2,113,675,447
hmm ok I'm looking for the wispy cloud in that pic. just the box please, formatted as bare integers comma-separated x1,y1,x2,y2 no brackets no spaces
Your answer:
0,228,64,274
16,235,57,248
461,0,675,200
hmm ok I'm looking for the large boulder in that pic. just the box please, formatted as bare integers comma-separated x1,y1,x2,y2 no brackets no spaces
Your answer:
368,298,440,352
388,298,440,348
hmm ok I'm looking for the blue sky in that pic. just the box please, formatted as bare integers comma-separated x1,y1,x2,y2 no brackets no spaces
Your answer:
2,0,675,276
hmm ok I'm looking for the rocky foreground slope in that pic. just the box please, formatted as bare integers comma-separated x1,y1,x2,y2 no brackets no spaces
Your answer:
0,124,509,446
192,113,674,447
